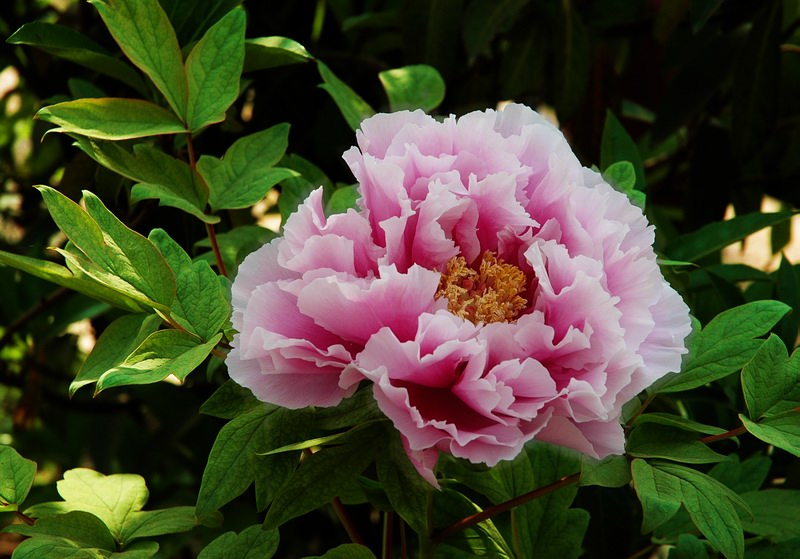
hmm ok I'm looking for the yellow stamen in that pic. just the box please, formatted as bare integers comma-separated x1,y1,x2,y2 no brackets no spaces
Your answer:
436,251,528,324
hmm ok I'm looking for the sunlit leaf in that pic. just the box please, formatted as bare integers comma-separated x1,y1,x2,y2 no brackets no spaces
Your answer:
378,65,445,112
741,412,800,457
8,23,147,93
96,330,221,392
0,445,37,510
198,124,296,211
197,525,280,559
185,8,246,131
150,229,229,341
663,211,796,263
317,60,375,132
38,187,176,310
37,99,186,140
70,313,162,396
0,251,146,313
244,37,314,72
657,301,789,393
5,511,116,551
89,0,188,118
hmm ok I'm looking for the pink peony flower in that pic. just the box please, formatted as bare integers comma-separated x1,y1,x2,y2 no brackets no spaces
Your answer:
227,104,691,482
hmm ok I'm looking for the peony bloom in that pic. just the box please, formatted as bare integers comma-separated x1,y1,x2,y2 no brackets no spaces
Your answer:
227,104,691,482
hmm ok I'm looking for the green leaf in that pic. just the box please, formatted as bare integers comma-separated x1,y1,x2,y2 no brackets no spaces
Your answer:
745,538,800,558
118,506,197,543
631,413,727,436
197,525,280,559
657,300,790,393
775,256,800,349
317,60,375,132
158,0,241,45
732,1,781,161
313,388,384,430
196,406,311,516
325,186,359,216
601,110,646,191
376,429,431,535
633,460,748,559
114,541,160,558
7,23,147,93
243,37,314,72
741,412,800,457
89,0,188,118
461,0,530,61
70,313,161,396
149,229,229,341
72,138,210,221
197,124,296,211
663,211,796,263
25,469,150,546
263,424,382,530
742,334,800,419
5,511,116,550
200,379,260,419
278,154,335,223
603,161,636,192
378,65,445,112
37,98,186,140
194,225,277,275
131,183,218,223
690,0,724,33
10,536,114,559
96,329,220,392
306,544,377,559
513,443,588,559
707,454,771,494
626,423,727,464
603,161,645,208
185,8,245,131
0,251,147,313
38,187,177,311
432,489,514,558
631,459,686,533
0,445,36,509
553,8,590,119
669,534,710,559
740,489,800,540
579,454,631,488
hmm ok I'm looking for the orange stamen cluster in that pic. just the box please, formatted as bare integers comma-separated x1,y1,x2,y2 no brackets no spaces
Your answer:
436,251,528,324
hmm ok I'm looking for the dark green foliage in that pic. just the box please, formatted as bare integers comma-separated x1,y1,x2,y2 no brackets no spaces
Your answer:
2,0,800,558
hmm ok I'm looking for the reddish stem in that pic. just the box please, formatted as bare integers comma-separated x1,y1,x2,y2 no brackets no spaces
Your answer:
185,132,228,277
432,472,581,544
698,425,748,445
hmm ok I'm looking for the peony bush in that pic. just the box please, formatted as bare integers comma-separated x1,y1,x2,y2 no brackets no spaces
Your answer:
2,1,799,558
229,105,692,481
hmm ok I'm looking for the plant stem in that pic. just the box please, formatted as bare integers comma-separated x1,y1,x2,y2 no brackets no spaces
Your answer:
14,510,34,526
698,425,747,444
205,222,228,277
185,132,228,277
383,511,394,559
626,543,656,559
625,392,656,429
431,472,581,545
331,496,365,546
399,518,407,559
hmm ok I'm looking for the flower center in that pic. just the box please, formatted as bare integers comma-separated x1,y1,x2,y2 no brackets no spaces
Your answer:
436,251,528,324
